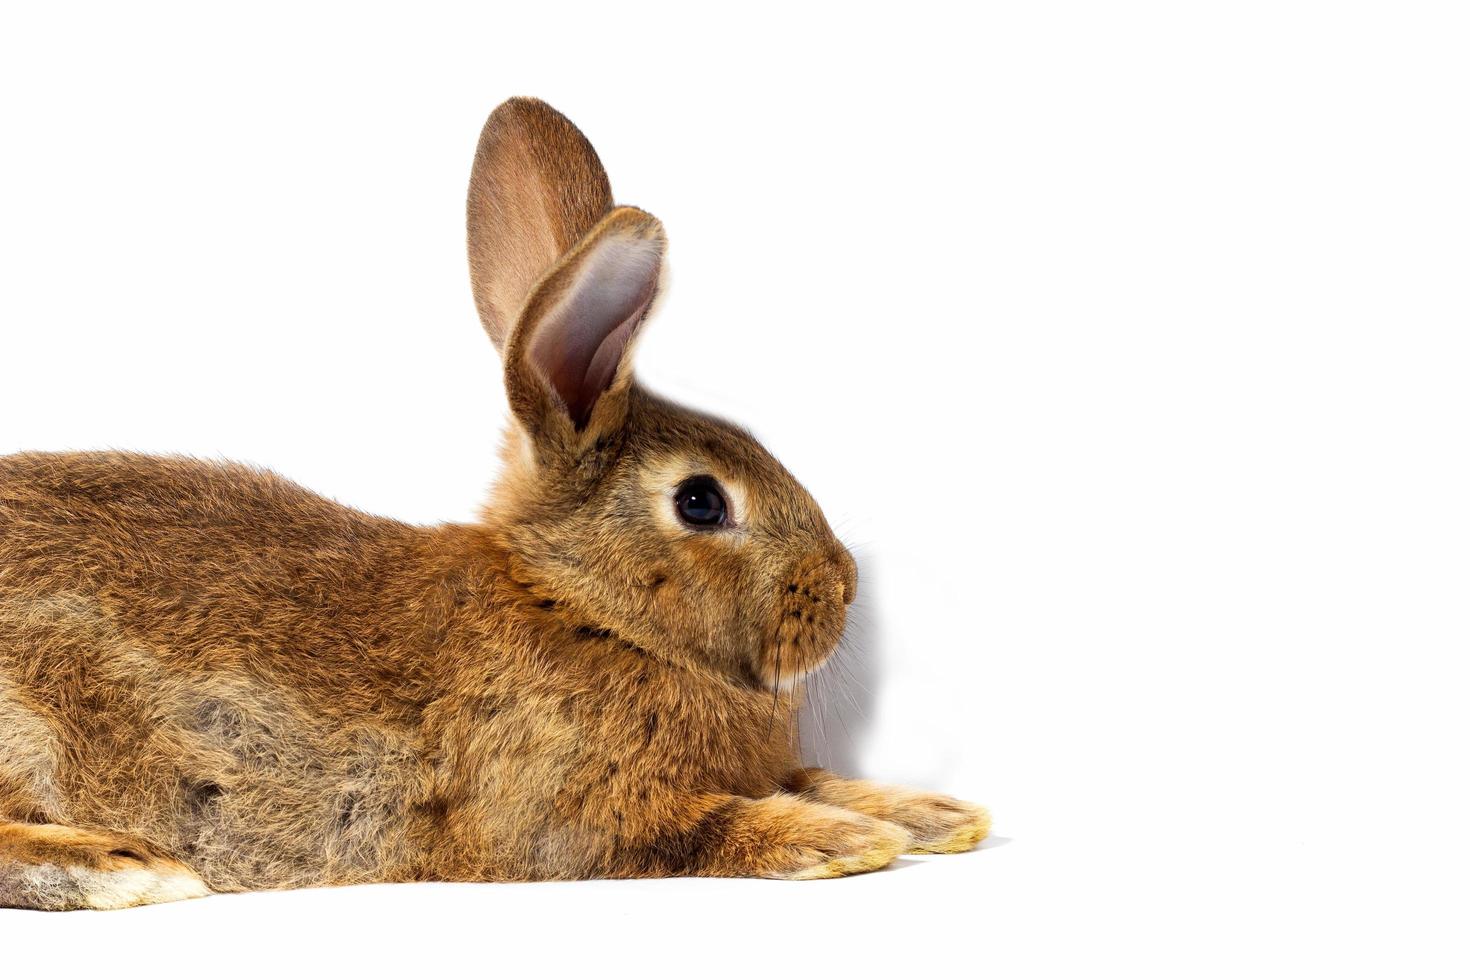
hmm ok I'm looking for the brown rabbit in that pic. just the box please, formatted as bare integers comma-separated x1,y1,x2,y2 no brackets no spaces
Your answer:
0,98,988,910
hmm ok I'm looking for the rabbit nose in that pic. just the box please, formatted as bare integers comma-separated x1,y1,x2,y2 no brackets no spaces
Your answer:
834,549,858,605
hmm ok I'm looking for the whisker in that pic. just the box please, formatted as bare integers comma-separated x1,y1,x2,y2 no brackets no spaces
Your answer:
804,673,827,769
829,655,866,718
832,653,872,700
769,649,781,733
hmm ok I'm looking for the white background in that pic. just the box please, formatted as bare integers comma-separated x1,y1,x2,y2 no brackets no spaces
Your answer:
2,2,1466,976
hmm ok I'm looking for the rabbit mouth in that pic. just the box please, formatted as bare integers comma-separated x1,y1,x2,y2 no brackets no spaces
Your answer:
756,554,854,691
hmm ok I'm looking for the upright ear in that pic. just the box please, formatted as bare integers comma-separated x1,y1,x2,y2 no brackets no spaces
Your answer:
467,97,613,350
504,206,665,441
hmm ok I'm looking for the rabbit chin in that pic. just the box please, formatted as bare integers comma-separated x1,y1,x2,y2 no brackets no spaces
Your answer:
754,639,839,693
755,626,845,693
771,666,818,693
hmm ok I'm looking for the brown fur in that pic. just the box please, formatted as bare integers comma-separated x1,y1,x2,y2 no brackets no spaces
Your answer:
0,98,987,909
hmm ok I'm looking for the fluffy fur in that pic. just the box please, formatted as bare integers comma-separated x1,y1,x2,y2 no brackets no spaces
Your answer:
0,98,987,909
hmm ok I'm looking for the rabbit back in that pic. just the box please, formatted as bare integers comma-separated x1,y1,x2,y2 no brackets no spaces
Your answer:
0,451,449,890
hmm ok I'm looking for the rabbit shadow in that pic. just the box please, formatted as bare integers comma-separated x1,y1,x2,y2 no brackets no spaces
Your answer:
797,553,882,776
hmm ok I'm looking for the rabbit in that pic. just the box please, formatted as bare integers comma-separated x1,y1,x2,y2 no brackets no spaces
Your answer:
0,97,989,910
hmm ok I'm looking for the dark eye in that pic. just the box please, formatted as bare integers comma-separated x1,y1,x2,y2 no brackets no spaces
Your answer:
674,475,728,528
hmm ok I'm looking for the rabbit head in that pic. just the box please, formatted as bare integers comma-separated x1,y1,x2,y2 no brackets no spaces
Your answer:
467,98,856,691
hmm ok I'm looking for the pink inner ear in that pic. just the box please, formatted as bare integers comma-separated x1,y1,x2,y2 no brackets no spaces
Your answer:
530,236,660,428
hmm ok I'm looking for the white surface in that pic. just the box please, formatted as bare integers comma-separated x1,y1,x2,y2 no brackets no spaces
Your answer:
1,2,1466,976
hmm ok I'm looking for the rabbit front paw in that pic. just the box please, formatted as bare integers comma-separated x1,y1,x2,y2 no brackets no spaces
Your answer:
890,795,991,854
781,818,912,879
752,798,912,879
783,770,991,855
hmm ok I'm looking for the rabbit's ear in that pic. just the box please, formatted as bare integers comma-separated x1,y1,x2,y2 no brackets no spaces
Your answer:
467,98,613,350
504,206,665,441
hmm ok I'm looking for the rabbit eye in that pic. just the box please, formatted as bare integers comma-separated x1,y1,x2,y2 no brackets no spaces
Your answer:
674,476,727,528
